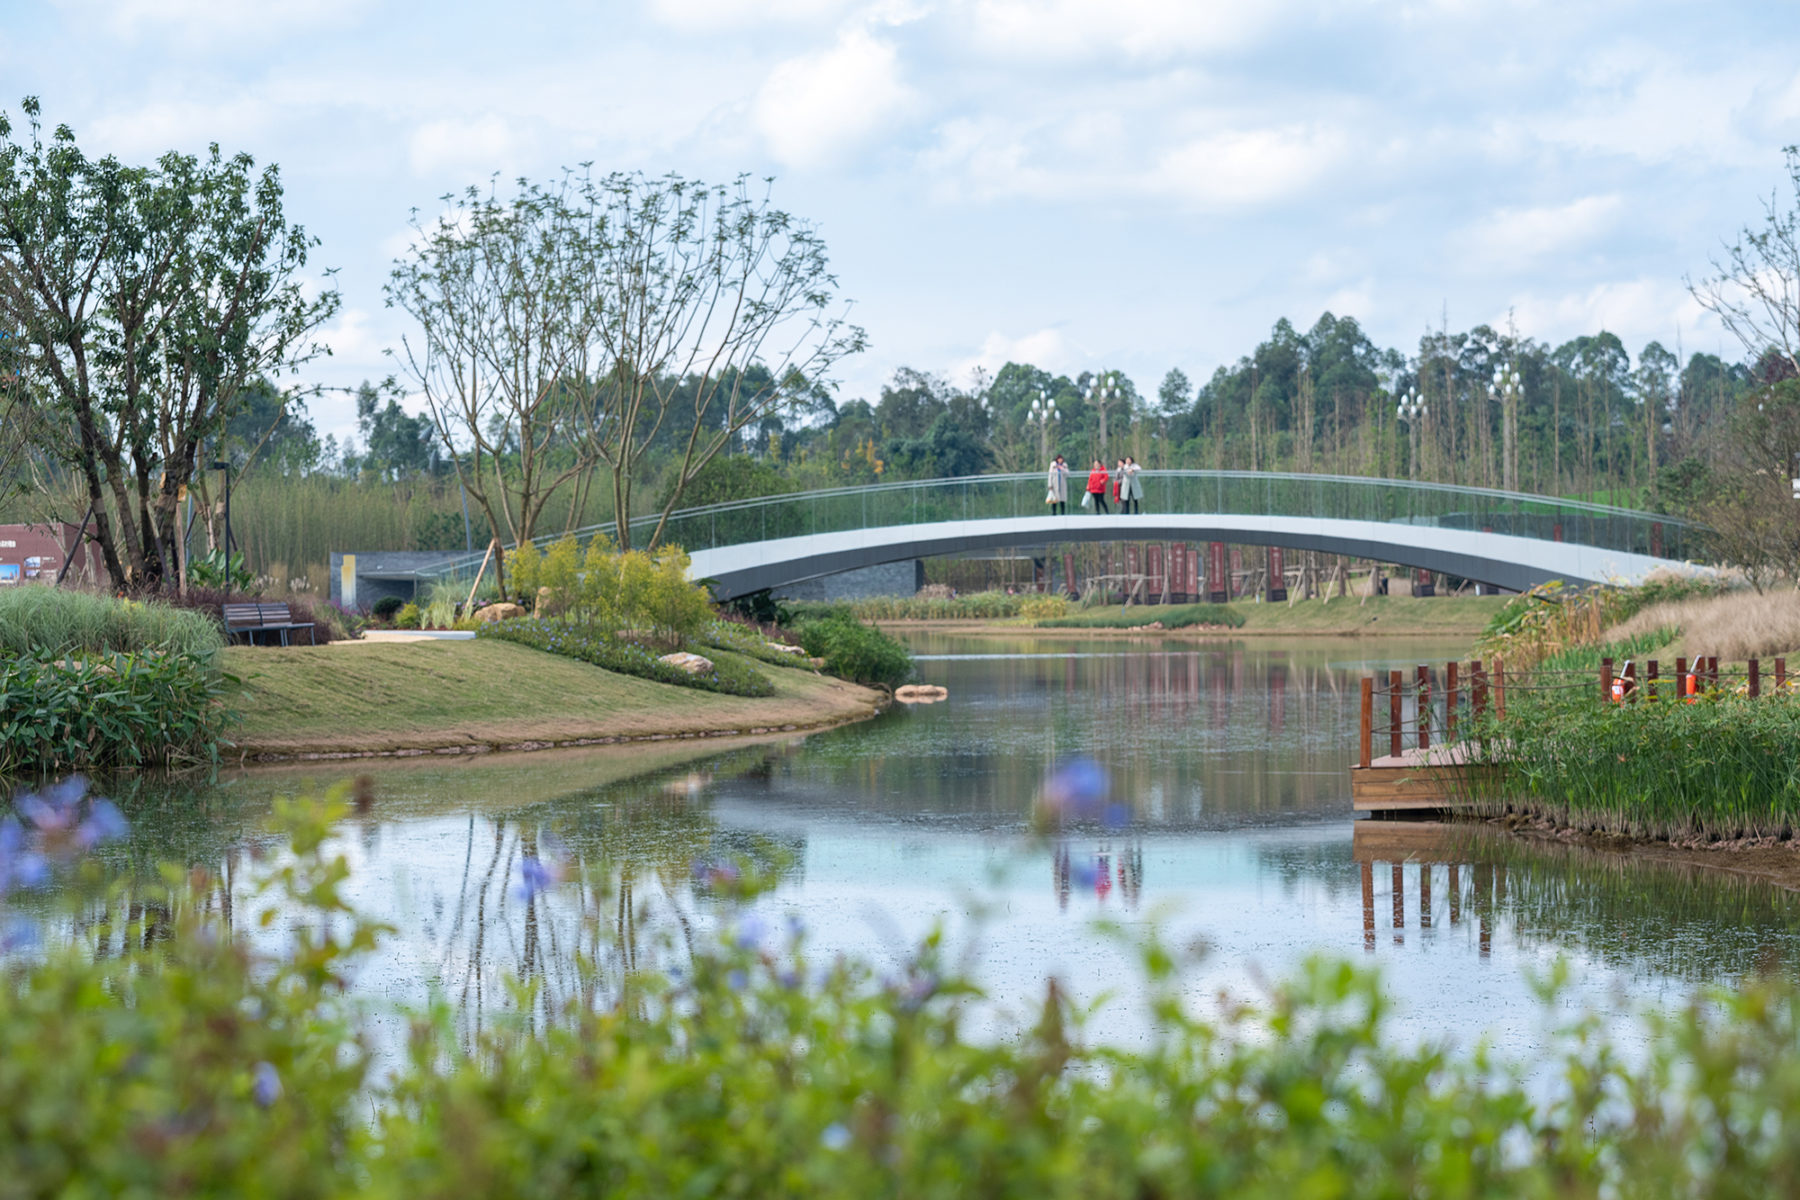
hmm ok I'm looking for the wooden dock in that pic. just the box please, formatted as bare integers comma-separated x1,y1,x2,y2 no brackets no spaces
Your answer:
1350,745,1489,814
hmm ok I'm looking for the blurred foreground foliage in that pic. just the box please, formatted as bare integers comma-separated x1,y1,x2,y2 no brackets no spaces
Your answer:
11,786,1800,1196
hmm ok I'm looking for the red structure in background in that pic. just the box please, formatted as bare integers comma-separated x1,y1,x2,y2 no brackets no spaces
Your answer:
1207,542,1227,603
0,523,96,587
1266,546,1287,602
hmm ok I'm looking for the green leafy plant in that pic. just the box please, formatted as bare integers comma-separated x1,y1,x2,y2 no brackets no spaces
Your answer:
187,547,257,593
0,651,229,772
394,603,421,630
1035,602,1245,630
371,595,405,622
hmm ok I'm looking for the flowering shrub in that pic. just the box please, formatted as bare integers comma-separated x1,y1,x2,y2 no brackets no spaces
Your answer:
13,780,1800,1194
0,650,229,773
476,617,775,697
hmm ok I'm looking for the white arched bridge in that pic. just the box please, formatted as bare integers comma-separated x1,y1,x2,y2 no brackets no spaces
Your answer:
416,471,1702,601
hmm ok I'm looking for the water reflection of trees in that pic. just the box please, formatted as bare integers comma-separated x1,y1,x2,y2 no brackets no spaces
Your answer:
1318,824,1800,983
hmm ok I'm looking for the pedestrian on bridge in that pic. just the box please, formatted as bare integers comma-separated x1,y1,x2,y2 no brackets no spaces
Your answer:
1046,454,1070,515
1086,460,1111,514
1118,456,1142,514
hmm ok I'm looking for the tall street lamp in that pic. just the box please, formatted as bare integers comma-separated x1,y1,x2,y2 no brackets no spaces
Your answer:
1395,387,1427,480
1491,366,1522,493
1084,372,1122,459
1028,388,1059,461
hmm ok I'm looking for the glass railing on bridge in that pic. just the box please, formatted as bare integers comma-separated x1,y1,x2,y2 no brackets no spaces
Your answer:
414,471,1699,585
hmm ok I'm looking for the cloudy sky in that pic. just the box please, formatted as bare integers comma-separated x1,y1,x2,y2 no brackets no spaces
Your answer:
5,0,1797,439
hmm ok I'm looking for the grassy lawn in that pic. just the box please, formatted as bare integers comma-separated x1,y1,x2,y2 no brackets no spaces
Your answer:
1230,593,1511,635
222,639,883,757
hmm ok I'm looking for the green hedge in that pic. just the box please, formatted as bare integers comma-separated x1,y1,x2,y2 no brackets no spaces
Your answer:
1036,602,1245,630
476,618,775,697
794,611,913,687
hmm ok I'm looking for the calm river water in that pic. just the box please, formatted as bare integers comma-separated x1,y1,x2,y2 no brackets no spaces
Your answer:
49,633,1800,1049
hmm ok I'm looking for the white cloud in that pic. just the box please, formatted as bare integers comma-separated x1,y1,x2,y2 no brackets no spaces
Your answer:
648,0,855,32
59,0,365,43
407,114,526,178
1507,278,1711,354
967,0,1291,60
1458,194,1622,268
954,328,1083,383
85,97,275,158
754,29,914,167
1150,126,1344,208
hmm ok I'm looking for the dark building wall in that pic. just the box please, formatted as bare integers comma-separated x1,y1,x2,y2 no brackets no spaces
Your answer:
772,560,924,603
329,551,470,610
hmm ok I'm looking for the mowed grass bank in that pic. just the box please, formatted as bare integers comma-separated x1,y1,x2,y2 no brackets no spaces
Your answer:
222,640,884,758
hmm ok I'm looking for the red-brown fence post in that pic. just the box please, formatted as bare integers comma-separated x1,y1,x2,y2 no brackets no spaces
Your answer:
1416,664,1432,749
1778,658,1789,692
1446,661,1460,740
1623,659,1637,702
1472,659,1487,719
1359,677,1373,769
1389,669,1404,758
1676,656,1689,701
1601,656,1614,705
1750,658,1761,698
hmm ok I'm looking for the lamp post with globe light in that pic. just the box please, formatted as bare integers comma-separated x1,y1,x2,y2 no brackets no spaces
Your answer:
1396,386,1427,480
1084,372,1122,459
1492,366,1522,493
1028,388,1060,462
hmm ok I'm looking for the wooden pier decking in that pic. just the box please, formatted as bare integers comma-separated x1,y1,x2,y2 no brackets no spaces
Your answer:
1351,744,1488,814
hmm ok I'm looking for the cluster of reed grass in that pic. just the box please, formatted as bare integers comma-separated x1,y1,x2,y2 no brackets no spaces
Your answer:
0,587,223,662
1467,674,1800,841
1605,586,1800,662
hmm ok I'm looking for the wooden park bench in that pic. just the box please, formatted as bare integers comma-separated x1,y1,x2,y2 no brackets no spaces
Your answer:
222,602,317,647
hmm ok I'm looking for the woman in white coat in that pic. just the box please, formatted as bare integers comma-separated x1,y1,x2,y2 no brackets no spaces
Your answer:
1046,454,1070,515
1117,456,1143,514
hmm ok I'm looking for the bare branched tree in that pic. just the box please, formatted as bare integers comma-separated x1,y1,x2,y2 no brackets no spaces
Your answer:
387,177,602,590
1691,146,1800,377
574,173,864,549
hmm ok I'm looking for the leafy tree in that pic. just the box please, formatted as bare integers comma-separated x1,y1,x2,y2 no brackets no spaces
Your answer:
1157,368,1192,415
574,172,865,549
388,176,598,591
346,380,438,482
1692,145,1800,378
656,453,793,511
0,97,337,592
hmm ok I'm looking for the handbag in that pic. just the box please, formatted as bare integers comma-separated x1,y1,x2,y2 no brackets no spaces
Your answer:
1046,490,1057,504
1080,491,1093,509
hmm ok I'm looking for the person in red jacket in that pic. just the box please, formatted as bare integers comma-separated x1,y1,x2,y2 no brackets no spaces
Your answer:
1086,459,1110,514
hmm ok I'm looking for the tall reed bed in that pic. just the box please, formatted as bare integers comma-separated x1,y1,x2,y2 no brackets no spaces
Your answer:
1467,677,1800,841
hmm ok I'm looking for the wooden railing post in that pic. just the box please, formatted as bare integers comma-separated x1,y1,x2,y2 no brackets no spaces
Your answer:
1389,669,1404,758
1623,659,1637,702
1359,677,1373,768
1676,657,1689,701
1750,658,1761,698
1600,656,1614,705
1446,661,1460,740
1472,659,1487,720
1778,658,1788,692
1416,664,1431,750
